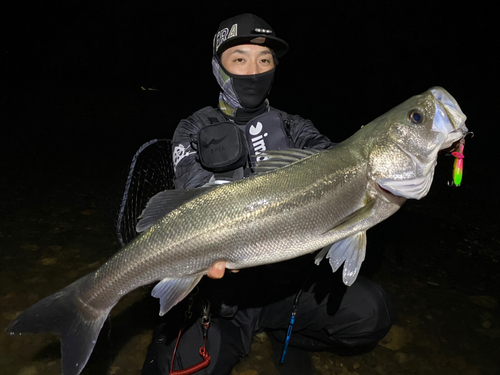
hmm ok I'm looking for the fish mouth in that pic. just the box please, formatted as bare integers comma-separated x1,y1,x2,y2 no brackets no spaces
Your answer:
430,87,468,150
440,137,468,156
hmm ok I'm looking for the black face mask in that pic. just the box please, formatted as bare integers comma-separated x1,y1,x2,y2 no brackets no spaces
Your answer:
221,64,275,109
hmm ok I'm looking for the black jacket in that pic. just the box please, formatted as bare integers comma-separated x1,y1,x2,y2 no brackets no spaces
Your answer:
172,106,333,189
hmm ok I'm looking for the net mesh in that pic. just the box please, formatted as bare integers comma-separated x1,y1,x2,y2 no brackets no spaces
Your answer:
116,139,175,247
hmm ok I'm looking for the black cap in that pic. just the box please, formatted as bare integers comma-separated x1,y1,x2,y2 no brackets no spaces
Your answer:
213,13,289,58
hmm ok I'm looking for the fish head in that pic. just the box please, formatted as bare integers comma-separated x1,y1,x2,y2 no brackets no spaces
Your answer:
367,86,468,200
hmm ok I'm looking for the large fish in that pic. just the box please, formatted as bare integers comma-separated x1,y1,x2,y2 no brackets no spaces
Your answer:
6,87,468,375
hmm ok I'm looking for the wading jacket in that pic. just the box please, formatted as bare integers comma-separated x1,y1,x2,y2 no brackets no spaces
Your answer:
172,106,333,190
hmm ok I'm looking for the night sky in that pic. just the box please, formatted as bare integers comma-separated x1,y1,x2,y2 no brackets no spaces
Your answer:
3,2,497,153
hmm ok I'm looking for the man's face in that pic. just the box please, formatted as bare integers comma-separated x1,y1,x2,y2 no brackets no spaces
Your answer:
220,44,275,75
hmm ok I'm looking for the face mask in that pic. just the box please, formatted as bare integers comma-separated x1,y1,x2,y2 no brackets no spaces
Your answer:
212,55,275,110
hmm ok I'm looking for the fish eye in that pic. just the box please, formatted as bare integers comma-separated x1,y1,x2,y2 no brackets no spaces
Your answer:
408,109,424,124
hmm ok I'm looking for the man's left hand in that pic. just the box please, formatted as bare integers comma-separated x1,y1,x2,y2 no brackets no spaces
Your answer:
207,261,239,279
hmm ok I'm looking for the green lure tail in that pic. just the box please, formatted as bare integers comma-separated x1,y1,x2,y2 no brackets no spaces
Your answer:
449,138,465,187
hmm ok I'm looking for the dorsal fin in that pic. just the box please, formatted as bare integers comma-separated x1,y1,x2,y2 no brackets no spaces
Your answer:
136,187,215,232
253,149,322,174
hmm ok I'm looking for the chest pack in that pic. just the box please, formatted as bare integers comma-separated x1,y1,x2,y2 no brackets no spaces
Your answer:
194,120,248,173
193,109,294,173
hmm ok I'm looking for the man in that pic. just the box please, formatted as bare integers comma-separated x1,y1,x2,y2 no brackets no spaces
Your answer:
142,13,395,375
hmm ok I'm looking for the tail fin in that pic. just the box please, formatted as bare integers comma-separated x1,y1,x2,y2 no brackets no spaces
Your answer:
5,275,112,375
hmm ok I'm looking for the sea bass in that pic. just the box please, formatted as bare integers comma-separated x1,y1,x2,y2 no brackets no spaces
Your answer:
6,87,468,375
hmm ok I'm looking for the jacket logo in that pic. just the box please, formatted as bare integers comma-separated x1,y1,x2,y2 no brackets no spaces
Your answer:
249,121,268,161
173,144,196,172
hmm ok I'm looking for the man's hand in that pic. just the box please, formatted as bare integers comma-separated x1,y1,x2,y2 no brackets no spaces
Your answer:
207,261,239,279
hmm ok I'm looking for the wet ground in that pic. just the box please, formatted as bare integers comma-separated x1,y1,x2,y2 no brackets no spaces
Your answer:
0,134,498,375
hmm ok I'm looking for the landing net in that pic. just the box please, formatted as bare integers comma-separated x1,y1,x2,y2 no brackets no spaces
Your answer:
116,139,175,247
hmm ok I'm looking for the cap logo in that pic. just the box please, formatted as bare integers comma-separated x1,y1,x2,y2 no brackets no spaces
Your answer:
215,23,238,52
215,28,228,52
228,24,238,39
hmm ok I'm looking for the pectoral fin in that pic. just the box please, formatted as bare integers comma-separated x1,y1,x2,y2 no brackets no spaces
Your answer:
317,232,367,286
151,275,204,316
324,198,376,235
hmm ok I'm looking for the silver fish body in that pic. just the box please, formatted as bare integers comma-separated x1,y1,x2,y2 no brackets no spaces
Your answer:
6,87,468,375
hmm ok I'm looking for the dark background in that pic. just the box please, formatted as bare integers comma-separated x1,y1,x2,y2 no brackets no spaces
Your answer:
2,1,497,159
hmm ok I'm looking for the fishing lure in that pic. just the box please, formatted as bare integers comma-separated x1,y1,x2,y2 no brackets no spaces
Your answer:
449,138,465,187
